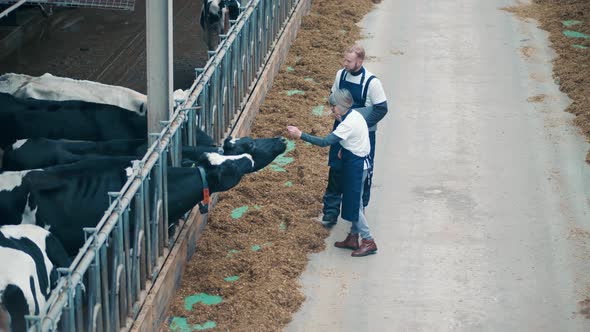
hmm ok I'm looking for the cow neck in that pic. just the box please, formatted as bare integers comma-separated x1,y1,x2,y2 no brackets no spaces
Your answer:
166,167,209,222
197,165,211,213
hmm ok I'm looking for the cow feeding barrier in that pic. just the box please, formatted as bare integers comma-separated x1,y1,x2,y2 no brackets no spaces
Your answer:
27,0,299,330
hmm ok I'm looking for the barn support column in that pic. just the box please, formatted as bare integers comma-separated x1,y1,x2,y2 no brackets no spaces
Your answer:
146,0,173,145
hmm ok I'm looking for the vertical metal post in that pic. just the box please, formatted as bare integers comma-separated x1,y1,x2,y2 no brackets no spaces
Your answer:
142,180,152,278
99,245,110,332
146,0,173,146
75,283,83,332
187,109,196,146
162,153,170,247
154,160,163,258
122,208,132,314
115,213,126,329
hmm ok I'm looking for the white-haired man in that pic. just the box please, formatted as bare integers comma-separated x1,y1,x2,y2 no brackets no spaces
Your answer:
287,89,378,257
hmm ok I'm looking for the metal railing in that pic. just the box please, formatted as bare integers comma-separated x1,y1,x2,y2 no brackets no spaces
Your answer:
27,0,299,330
0,0,136,11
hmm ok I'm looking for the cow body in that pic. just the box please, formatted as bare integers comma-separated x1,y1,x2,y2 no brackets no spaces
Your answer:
2,138,146,171
0,154,253,255
0,225,70,332
0,93,146,149
2,133,286,173
0,73,146,115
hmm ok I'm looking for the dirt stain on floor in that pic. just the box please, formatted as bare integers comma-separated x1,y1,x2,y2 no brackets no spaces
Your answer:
527,94,547,103
165,0,375,331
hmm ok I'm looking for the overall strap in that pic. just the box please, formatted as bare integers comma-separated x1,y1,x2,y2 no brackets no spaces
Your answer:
359,68,366,86
339,69,347,87
362,75,376,104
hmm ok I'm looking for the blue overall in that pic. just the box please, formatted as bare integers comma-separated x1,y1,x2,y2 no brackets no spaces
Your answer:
323,68,376,219
340,148,367,222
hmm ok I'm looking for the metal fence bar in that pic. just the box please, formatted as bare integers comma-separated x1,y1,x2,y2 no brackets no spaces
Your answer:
37,0,302,329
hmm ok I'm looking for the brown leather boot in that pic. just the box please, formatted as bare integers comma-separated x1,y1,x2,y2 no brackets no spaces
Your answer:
351,238,377,257
334,233,359,250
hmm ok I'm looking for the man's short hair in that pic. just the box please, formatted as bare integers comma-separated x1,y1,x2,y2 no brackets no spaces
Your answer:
329,89,353,110
344,44,365,60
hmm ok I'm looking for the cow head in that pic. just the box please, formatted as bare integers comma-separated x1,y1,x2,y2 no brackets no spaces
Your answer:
223,136,287,172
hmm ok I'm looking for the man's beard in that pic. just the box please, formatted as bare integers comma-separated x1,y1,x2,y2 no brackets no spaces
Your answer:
347,62,362,73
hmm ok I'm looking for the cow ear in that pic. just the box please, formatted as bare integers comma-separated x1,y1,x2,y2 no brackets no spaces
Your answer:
197,153,212,167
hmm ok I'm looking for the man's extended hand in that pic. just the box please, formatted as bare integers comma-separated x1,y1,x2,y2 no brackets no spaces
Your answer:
286,125,302,139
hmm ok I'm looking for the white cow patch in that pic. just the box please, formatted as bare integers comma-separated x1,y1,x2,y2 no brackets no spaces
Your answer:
1,225,54,296
0,170,35,192
208,0,221,14
21,194,38,226
206,153,253,167
11,139,27,150
0,247,47,315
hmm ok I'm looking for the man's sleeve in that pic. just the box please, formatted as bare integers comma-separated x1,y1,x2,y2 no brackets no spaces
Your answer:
301,132,341,147
364,101,388,128
332,120,353,140
365,78,388,127
368,78,387,105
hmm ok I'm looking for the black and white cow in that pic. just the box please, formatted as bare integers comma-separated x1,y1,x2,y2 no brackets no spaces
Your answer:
0,224,71,332
0,92,146,149
200,0,241,50
0,73,146,115
0,153,254,255
2,132,287,173
1,138,147,171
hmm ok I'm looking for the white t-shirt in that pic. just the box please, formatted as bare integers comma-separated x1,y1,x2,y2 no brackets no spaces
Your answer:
333,110,371,159
331,68,387,106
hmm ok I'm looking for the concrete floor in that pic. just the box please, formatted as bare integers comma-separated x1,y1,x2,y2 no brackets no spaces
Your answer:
286,0,590,331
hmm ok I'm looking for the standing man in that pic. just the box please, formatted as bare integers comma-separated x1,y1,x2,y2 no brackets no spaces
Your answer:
322,44,388,226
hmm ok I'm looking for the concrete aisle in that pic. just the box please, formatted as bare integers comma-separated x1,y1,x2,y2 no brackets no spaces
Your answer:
286,0,590,331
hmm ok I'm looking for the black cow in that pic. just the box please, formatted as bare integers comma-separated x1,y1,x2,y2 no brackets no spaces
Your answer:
0,153,254,255
0,225,71,332
200,0,241,50
1,137,222,172
2,138,146,171
2,132,287,173
0,92,146,148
